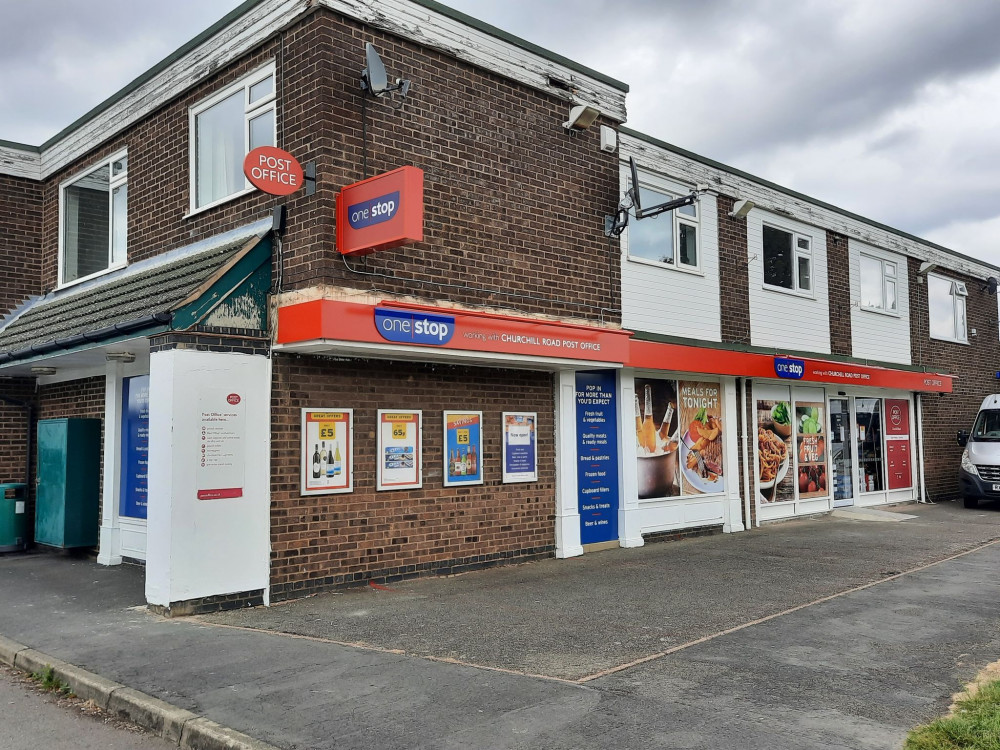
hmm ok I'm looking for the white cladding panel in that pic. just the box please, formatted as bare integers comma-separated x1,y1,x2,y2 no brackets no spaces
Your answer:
145,349,270,606
620,180,721,341
748,209,831,354
850,240,911,364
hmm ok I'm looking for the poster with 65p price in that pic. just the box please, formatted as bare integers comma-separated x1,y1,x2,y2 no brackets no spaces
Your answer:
377,410,422,491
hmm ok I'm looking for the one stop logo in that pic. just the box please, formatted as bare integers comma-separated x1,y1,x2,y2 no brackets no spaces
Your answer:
243,146,304,196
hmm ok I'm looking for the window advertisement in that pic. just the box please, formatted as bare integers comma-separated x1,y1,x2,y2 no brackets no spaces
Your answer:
119,375,149,519
444,411,483,487
795,401,827,499
756,393,794,503
502,412,537,483
301,409,353,495
677,380,725,495
377,410,422,491
884,398,912,490
635,378,680,499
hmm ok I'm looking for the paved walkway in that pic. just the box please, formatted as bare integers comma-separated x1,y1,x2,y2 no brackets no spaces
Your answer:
1,501,999,749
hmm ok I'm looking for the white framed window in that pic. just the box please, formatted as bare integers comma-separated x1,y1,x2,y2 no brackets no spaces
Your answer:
189,62,276,212
859,253,898,314
59,151,128,287
763,224,812,294
626,175,700,272
928,273,968,343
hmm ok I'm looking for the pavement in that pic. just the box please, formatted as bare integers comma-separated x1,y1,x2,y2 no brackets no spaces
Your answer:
1,500,1000,749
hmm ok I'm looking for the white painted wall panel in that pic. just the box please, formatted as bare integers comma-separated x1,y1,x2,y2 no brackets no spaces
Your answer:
620,170,722,342
849,240,911,364
747,209,831,354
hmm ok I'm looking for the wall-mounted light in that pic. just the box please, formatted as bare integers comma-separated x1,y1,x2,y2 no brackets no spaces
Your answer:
105,352,136,363
729,199,755,220
563,104,600,131
917,261,938,275
30,366,56,376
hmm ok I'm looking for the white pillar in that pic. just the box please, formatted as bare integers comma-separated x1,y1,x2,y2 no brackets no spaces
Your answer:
721,377,745,533
97,360,124,565
554,369,583,558
617,369,643,547
145,349,271,608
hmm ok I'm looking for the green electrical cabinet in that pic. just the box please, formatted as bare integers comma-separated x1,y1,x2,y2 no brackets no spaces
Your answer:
35,418,102,548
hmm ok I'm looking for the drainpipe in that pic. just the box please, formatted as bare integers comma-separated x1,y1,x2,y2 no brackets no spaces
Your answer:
739,378,753,529
916,393,930,503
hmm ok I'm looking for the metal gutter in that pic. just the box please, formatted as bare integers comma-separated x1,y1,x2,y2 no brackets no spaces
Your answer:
0,313,173,365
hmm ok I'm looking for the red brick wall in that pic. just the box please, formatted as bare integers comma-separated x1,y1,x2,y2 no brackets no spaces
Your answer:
0,175,43,316
826,230,852,356
717,196,751,346
269,354,556,599
908,258,1000,499
33,9,620,325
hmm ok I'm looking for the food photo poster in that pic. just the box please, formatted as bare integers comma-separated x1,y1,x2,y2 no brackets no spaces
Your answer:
757,399,794,503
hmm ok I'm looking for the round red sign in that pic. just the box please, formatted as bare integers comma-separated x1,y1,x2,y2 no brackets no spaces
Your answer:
227,393,242,405
243,146,303,196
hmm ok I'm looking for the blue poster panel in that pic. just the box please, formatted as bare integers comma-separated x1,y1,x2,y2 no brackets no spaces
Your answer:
443,411,483,486
576,371,619,545
119,375,150,519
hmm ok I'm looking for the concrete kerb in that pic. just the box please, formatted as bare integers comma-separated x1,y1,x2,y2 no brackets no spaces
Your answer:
0,634,278,750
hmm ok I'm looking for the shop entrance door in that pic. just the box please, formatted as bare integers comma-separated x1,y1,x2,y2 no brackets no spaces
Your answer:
829,397,854,507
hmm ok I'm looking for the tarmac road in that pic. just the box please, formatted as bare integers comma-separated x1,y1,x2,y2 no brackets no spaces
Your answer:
0,663,172,750
0,501,998,749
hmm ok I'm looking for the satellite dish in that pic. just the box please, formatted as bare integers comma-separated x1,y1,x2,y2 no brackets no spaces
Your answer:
361,43,389,97
989,277,999,295
628,156,642,212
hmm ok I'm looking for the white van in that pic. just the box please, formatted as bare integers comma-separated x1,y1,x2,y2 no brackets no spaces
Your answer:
957,394,1000,508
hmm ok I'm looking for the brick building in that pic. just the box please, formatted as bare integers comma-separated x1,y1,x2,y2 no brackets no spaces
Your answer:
0,0,996,613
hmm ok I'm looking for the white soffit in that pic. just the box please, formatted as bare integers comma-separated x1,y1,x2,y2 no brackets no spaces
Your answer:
1,0,626,181
620,133,999,280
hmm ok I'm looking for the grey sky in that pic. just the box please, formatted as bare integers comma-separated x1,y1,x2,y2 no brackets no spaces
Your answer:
4,0,1000,265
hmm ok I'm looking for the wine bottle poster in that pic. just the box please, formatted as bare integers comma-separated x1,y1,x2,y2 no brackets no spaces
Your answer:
443,411,483,487
502,412,538,483
634,377,680,499
377,410,422,491
301,409,353,496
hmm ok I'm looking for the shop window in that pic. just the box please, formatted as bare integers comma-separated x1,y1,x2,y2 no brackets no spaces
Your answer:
626,178,699,271
859,253,898,314
190,62,276,211
634,378,724,499
763,224,812,294
59,152,128,286
927,274,968,343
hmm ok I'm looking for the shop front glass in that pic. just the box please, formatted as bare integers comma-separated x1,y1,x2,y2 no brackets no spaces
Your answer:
856,398,884,494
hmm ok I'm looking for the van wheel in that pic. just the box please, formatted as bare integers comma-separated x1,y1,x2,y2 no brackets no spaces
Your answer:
964,495,979,509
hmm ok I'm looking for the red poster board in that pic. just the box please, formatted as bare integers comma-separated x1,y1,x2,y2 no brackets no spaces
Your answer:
885,399,910,436
884,399,911,489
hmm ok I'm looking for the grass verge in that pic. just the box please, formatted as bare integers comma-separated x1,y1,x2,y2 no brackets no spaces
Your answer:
905,679,1000,749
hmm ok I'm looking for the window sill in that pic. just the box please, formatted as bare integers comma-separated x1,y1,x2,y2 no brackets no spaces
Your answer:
762,283,815,301
859,305,901,319
57,261,128,291
929,334,970,346
185,185,258,219
627,255,704,277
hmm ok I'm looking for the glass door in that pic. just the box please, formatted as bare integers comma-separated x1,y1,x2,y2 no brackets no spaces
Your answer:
829,397,854,507
856,398,885,494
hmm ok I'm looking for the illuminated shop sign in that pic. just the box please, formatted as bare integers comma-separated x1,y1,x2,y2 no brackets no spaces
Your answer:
336,166,423,256
375,308,455,346
243,146,303,196
774,357,805,379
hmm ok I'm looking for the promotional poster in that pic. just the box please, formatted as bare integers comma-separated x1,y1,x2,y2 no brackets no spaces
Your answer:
443,411,483,486
502,412,538,483
377,410,422,490
301,409,353,495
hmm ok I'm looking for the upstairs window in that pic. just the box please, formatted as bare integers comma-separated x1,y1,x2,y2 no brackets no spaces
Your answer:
190,63,276,211
859,253,898,314
763,224,811,294
626,177,699,271
928,274,968,343
60,152,128,286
